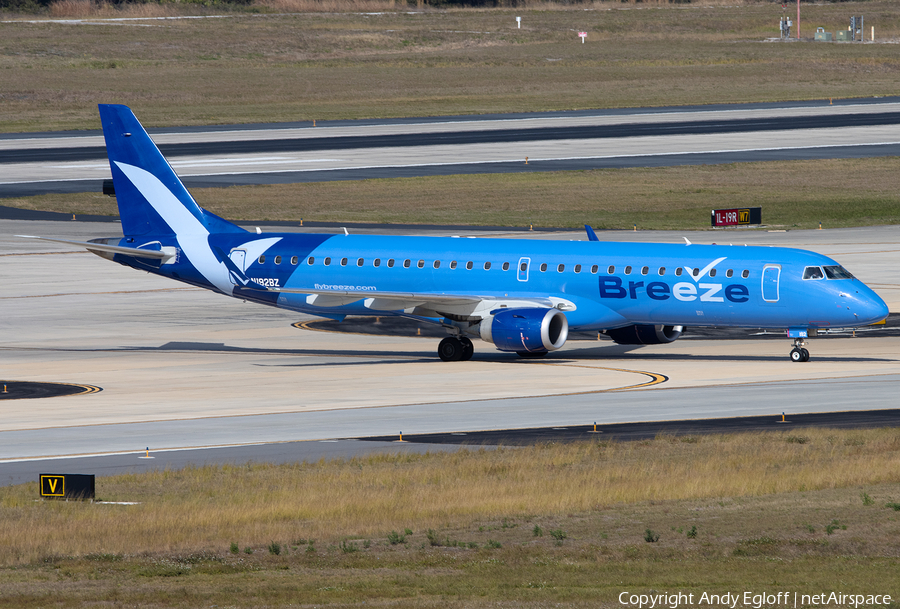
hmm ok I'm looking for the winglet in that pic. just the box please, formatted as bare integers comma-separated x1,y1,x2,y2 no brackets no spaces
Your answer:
683,237,692,246
585,225,599,242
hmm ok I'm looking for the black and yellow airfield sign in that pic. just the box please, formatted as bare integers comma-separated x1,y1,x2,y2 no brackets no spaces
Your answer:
711,207,762,227
40,474,95,500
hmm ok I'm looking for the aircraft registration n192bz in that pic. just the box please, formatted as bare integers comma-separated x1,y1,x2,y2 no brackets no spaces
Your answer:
21,105,889,363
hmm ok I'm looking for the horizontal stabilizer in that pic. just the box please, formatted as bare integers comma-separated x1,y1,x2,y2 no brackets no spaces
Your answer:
17,235,169,259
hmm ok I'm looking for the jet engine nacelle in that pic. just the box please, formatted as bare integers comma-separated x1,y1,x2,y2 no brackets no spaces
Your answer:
606,324,683,345
479,307,569,353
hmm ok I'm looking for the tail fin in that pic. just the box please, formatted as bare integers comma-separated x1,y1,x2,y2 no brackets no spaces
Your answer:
99,104,245,237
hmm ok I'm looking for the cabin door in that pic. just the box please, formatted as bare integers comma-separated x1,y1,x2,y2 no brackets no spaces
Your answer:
228,249,247,285
762,264,781,303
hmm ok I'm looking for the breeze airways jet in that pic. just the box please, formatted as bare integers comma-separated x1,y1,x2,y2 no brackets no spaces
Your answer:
21,105,889,362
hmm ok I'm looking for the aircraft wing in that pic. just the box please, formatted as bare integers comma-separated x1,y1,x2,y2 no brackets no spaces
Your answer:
263,285,571,318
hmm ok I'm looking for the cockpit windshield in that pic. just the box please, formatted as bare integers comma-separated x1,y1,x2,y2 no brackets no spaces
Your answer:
802,266,824,280
823,265,854,280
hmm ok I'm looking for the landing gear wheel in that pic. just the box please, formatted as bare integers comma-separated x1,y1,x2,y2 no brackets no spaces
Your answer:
459,337,474,361
790,348,810,362
516,350,548,359
438,337,464,362
789,337,811,362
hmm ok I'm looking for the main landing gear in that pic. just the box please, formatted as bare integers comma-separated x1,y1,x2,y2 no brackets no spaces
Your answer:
789,338,810,362
438,336,474,362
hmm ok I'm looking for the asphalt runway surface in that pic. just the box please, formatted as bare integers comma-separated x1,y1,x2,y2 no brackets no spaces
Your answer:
3,97,900,197
4,407,899,488
6,111,900,165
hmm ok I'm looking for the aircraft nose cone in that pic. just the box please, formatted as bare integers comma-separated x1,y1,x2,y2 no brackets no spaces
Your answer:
860,292,889,325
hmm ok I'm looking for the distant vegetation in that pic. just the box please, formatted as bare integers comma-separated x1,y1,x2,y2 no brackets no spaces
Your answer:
0,0,880,16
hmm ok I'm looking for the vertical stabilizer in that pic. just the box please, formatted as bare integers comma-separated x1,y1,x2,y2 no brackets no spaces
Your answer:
99,104,245,237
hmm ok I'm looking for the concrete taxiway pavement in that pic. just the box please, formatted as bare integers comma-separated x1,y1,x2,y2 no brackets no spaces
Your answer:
2,219,899,463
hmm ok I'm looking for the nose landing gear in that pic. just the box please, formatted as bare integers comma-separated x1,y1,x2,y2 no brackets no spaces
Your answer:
789,338,810,362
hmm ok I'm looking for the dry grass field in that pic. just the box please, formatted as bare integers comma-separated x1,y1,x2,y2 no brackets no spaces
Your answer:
1,2,900,131
1,429,899,606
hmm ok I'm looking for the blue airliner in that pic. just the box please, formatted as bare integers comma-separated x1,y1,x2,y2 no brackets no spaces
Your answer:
22,105,889,362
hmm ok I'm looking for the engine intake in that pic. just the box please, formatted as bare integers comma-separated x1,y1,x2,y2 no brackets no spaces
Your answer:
606,324,683,345
479,307,569,353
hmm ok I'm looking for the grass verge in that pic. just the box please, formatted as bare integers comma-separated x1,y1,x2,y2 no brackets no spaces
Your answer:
8,158,900,230
1,428,899,606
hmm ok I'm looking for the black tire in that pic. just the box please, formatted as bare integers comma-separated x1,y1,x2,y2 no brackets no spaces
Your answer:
800,348,810,362
438,337,463,362
790,348,803,362
459,337,474,361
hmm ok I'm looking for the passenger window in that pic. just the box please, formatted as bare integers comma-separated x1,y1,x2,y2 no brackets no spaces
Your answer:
591,265,598,274
502,262,510,271
274,255,282,265
574,264,581,273
340,258,348,266
484,262,491,270
291,256,298,265
324,257,331,266
466,261,473,270
558,264,565,273
709,268,717,278
658,267,666,276
803,266,824,280
307,257,314,265
742,270,749,279
641,266,649,275
608,265,615,274
450,260,458,269
434,260,441,269
624,266,632,275
387,259,395,268
374,259,381,267
540,263,547,272
403,259,411,268
356,258,363,267
692,268,700,277
675,267,683,276
520,262,528,272
417,260,425,268
258,255,266,264
726,269,733,278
